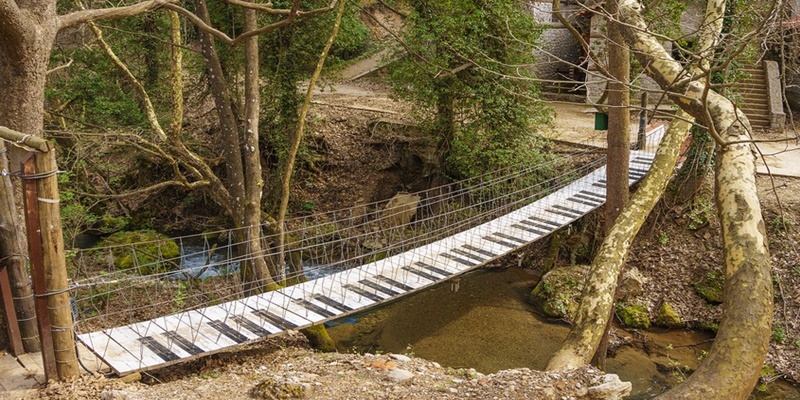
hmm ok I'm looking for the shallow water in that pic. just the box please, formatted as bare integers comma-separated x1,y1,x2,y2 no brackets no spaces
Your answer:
328,267,800,399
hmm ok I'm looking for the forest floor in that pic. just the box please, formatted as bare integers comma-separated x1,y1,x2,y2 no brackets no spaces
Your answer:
7,79,800,399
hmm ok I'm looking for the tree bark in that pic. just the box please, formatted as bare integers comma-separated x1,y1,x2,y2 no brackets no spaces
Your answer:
547,117,692,370
617,1,772,398
241,7,278,294
0,5,59,355
593,0,631,369
604,0,631,233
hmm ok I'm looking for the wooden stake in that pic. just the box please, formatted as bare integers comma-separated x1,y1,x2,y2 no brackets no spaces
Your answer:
21,156,57,381
0,265,24,356
32,151,79,380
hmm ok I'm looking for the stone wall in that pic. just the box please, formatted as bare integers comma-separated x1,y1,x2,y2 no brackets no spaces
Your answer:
533,27,584,81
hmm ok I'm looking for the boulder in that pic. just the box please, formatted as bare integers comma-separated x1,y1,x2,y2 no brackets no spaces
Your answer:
529,265,586,321
615,303,651,329
615,267,646,300
693,271,724,304
382,193,420,227
655,302,683,328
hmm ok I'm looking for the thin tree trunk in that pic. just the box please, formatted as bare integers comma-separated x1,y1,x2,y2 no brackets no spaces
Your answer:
276,0,346,281
242,7,278,293
593,0,631,369
604,0,631,233
618,1,772,398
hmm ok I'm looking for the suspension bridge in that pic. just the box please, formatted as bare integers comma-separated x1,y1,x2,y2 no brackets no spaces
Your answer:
72,125,665,375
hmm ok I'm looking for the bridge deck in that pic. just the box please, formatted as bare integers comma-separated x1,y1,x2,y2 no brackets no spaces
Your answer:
78,126,664,374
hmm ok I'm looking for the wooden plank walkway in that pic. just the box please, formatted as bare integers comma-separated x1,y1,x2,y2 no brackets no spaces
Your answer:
77,126,665,375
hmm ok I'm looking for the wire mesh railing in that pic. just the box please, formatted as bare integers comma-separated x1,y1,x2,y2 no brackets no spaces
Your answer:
69,128,663,335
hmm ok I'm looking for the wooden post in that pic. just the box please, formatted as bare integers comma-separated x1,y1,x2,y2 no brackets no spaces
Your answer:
0,265,24,355
21,156,58,381
637,92,648,150
32,151,79,380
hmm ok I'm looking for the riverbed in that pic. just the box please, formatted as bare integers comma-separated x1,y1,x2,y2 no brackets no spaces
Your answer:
327,267,799,399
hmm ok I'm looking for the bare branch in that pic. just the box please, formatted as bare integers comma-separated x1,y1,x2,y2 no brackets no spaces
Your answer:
46,58,74,75
86,21,168,141
58,0,171,31
78,179,209,199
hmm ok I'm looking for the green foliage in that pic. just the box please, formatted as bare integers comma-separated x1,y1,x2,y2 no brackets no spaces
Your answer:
687,198,714,230
772,323,787,343
657,231,669,245
388,0,554,180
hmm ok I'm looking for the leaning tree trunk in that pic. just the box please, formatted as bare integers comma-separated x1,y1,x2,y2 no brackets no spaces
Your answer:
618,1,773,398
547,116,692,370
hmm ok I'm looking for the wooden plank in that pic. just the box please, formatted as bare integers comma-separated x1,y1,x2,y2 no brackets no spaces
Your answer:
0,353,37,391
15,353,46,385
149,312,229,355
104,326,175,369
78,331,143,374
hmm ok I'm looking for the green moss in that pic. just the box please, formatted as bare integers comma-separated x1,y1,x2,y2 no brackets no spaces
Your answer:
529,265,585,321
301,325,336,352
693,271,724,304
655,302,682,327
616,303,651,329
97,230,180,275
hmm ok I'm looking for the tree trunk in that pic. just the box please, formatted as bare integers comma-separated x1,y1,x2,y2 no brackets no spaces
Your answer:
241,8,278,293
604,0,631,233
618,1,773,398
0,17,59,354
547,116,692,370
593,0,631,369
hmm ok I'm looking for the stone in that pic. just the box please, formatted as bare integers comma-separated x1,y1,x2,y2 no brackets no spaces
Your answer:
655,302,683,327
100,390,138,400
386,368,414,382
616,267,646,300
693,271,724,304
529,265,586,321
587,374,632,400
381,193,420,227
389,353,411,362
251,377,308,399
615,303,651,329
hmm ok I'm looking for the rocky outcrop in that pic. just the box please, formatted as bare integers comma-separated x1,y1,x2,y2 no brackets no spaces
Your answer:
381,193,420,227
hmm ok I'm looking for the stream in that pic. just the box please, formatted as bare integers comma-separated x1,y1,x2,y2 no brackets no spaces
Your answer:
326,267,800,399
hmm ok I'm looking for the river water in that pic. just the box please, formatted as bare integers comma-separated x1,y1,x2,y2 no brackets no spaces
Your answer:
327,267,800,399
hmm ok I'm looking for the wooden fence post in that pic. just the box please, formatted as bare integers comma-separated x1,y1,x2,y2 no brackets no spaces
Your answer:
33,151,79,380
21,156,58,381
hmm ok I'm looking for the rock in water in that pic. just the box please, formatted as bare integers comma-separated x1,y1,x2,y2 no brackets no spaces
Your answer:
382,193,420,227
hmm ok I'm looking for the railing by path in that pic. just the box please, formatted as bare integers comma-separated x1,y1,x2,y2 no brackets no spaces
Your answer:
73,125,666,374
